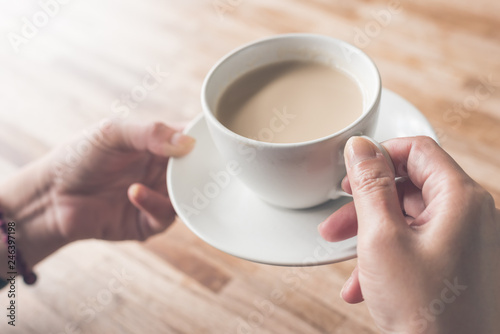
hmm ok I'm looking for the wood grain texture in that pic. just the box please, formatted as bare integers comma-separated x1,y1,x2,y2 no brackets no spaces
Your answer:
0,0,499,333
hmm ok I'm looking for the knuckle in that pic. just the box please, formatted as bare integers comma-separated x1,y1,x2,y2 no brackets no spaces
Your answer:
447,176,475,205
453,179,496,228
353,165,394,195
361,221,405,249
461,178,481,200
469,181,495,211
414,136,439,152
411,136,440,161
148,121,168,138
482,190,496,210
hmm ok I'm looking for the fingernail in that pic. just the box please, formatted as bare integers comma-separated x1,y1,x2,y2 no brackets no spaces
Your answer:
129,184,146,201
170,132,196,148
317,221,335,242
345,136,378,168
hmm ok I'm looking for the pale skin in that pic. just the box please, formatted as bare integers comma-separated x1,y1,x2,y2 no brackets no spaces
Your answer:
319,136,500,333
0,120,195,274
1,125,499,333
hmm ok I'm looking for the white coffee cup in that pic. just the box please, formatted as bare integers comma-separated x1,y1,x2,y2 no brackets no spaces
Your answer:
202,33,382,209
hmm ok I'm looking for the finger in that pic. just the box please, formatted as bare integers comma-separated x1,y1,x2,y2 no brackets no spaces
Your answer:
341,137,399,196
104,120,195,157
341,175,352,195
383,136,468,190
375,177,421,225
340,139,395,196
318,201,358,242
345,137,406,236
140,155,169,194
396,179,426,221
381,136,472,226
341,266,364,304
128,183,176,237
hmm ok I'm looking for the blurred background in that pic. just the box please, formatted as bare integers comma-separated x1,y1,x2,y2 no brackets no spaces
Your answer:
0,1,499,333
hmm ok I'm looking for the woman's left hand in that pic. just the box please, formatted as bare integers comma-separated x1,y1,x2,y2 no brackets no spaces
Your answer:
48,120,195,242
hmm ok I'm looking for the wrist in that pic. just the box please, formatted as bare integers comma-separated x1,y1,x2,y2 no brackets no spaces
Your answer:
0,155,69,273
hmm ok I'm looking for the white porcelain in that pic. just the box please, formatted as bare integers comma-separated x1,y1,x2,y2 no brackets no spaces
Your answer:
167,88,438,266
202,33,382,209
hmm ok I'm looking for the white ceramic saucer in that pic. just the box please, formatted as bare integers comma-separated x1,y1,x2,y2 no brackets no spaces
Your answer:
167,88,437,266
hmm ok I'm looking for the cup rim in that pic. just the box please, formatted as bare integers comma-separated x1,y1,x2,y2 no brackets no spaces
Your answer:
201,33,382,148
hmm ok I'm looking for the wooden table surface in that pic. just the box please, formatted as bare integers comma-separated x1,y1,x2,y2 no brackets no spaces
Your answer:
0,1,499,333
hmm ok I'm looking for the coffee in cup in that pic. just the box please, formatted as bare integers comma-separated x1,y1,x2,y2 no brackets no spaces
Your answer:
216,60,364,143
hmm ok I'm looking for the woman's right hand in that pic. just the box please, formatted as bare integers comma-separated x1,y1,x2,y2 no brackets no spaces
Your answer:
319,136,500,333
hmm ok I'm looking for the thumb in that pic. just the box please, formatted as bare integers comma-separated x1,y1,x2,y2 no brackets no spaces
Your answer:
104,121,196,157
345,137,405,237
127,122,196,157
128,183,177,238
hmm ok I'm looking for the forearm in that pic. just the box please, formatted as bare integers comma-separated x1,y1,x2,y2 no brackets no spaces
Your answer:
0,155,68,279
